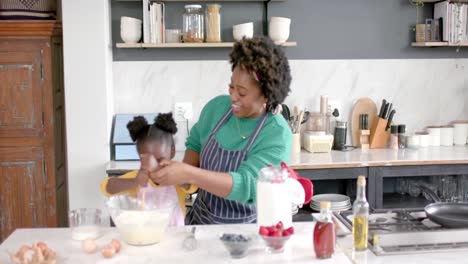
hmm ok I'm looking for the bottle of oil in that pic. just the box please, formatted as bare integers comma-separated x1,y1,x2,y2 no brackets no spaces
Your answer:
352,175,369,251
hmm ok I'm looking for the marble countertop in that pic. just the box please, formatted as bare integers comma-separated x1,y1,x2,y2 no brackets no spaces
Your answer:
107,146,468,173
1,222,467,263
289,145,468,169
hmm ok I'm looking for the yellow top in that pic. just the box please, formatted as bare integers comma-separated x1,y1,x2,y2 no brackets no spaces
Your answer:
358,175,366,186
101,170,198,216
320,201,331,209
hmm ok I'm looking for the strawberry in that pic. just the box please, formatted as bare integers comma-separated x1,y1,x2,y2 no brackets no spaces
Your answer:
286,226,294,235
266,226,276,236
282,230,290,236
276,221,284,230
259,226,269,236
272,230,282,237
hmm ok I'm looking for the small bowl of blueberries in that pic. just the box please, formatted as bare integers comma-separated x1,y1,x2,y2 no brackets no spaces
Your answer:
219,233,253,258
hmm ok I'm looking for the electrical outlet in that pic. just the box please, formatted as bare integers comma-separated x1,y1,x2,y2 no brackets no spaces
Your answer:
174,102,193,121
328,100,342,117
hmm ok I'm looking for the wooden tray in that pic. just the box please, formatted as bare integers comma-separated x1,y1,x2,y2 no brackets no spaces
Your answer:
350,98,378,147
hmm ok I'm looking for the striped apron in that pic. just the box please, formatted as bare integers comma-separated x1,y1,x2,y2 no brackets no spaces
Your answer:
186,108,268,224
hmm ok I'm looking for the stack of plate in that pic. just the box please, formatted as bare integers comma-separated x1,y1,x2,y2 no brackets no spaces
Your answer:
291,204,299,216
309,194,351,212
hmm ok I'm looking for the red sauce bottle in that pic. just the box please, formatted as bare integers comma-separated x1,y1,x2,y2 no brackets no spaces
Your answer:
313,201,335,259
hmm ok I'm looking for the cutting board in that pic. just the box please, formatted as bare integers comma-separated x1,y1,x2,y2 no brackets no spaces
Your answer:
350,98,378,147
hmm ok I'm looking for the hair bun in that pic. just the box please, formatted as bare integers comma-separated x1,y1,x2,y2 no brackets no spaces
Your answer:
154,113,177,134
127,116,149,142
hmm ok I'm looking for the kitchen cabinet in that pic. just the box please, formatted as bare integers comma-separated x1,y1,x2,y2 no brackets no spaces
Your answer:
295,163,468,214
370,164,468,209
0,21,68,242
114,0,297,49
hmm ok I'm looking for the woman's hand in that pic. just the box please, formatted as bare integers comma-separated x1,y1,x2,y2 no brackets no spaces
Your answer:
149,160,191,186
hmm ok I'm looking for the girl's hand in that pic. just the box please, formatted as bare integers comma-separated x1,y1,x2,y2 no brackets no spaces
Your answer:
135,170,149,187
140,154,158,173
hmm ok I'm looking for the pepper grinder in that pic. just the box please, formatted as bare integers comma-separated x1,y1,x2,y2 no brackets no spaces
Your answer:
333,121,347,150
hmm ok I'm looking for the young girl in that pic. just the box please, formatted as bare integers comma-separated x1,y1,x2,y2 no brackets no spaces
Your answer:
101,113,197,226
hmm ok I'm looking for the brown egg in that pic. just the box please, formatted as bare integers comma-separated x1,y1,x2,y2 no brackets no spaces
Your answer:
82,239,97,254
110,239,121,253
36,242,48,255
100,244,116,258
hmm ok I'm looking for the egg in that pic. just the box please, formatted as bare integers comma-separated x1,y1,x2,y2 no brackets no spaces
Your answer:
110,239,121,253
36,242,48,255
82,239,97,254
100,244,116,258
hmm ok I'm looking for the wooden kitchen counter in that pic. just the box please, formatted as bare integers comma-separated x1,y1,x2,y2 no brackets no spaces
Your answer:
106,146,468,174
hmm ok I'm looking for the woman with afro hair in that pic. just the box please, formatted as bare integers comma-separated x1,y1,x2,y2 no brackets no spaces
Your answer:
152,36,293,225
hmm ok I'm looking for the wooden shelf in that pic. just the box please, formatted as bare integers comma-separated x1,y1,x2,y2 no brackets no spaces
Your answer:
411,0,468,2
116,0,286,2
116,41,297,48
412,41,468,47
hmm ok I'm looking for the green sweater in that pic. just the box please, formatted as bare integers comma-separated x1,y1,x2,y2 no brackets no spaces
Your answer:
185,95,292,204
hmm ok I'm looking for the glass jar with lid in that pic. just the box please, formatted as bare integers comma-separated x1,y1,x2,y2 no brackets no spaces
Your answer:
256,166,292,229
205,4,221,42
182,4,204,43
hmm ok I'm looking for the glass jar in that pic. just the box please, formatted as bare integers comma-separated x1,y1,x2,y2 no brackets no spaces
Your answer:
183,5,204,43
206,4,221,42
256,166,292,229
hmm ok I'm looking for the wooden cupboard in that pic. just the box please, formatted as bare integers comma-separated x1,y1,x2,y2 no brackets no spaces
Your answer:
0,21,67,242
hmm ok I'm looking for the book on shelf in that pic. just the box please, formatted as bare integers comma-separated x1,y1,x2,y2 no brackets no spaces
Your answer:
434,1,468,43
144,1,165,44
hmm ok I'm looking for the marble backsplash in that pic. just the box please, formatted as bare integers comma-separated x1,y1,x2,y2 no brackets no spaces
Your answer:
114,59,468,149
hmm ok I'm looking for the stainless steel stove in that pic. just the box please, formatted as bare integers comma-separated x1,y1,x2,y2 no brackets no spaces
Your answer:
334,209,468,255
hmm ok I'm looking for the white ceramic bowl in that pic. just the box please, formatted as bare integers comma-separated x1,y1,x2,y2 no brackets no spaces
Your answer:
233,29,253,41
121,29,142,43
233,22,254,41
106,194,176,245
121,16,142,26
270,17,291,25
233,22,253,31
269,22,290,44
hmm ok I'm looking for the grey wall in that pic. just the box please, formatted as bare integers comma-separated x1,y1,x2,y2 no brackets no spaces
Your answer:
112,0,468,61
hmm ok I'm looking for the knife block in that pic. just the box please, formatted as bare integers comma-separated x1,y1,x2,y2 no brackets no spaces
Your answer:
369,117,389,149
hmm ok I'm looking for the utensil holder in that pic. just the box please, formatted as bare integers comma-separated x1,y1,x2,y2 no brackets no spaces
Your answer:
369,117,389,149
359,130,370,149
